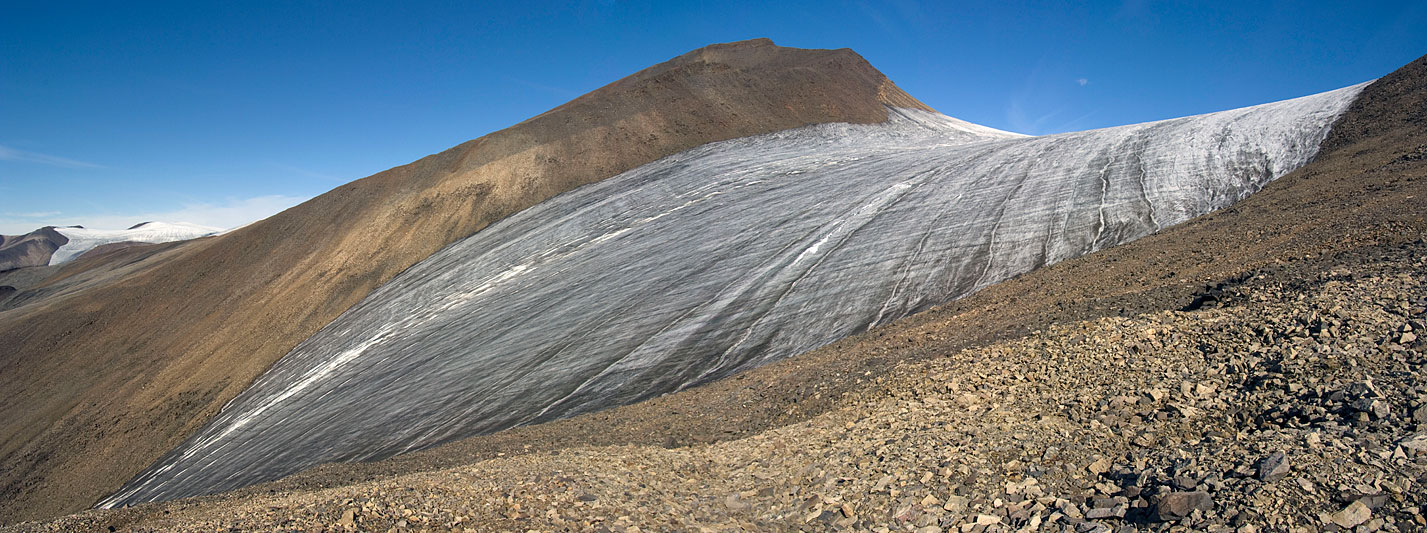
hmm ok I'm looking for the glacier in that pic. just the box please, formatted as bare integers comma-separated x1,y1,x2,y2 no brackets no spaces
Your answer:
102,81,1367,506
51,222,221,264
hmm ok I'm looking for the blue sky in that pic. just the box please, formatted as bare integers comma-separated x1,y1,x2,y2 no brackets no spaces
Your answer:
2,1,1424,234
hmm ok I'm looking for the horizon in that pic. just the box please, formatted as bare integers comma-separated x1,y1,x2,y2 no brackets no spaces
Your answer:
3,1,1425,235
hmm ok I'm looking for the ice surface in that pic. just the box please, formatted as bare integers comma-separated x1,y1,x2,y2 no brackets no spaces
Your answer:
101,82,1368,507
51,222,221,264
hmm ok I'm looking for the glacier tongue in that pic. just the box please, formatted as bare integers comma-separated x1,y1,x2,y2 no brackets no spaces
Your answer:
102,81,1368,506
50,222,221,264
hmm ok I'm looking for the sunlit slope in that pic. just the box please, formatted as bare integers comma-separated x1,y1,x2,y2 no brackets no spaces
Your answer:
106,81,1366,506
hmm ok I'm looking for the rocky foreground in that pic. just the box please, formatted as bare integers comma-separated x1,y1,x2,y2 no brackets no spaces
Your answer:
16,237,1425,532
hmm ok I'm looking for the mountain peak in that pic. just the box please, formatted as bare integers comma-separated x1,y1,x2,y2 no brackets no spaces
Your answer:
594,37,934,115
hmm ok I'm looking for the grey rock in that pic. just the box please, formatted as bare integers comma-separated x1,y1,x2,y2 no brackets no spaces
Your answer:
1085,505,1126,520
1359,494,1390,509
1256,452,1290,482
1399,433,1427,453
1353,397,1392,419
1077,522,1111,533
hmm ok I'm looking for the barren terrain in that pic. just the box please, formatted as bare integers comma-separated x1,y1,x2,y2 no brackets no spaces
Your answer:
9,53,1423,532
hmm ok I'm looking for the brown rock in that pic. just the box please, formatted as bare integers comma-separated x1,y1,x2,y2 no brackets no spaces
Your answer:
1156,491,1213,520
1331,501,1371,528
1087,457,1112,476
337,508,356,528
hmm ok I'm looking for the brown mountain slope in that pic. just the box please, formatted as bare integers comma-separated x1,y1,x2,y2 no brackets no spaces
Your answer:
0,227,66,272
18,52,1419,533
0,38,933,525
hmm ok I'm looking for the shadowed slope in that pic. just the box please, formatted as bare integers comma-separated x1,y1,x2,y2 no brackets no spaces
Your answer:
0,38,931,525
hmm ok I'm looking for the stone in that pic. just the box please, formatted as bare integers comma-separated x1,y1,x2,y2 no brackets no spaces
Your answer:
723,493,750,511
1087,457,1112,476
1195,382,1216,397
943,495,969,512
1085,505,1126,519
1256,452,1289,482
1400,434,1427,453
1156,491,1213,520
337,508,356,528
1358,494,1390,509
975,514,1002,525
1077,522,1112,533
1331,501,1371,528
1352,398,1392,419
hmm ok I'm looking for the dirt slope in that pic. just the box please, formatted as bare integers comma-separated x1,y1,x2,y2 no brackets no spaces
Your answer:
12,52,1419,533
0,38,932,525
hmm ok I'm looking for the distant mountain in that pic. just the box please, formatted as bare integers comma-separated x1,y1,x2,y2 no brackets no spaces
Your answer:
49,222,222,264
0,226,67,271
0,222,219,272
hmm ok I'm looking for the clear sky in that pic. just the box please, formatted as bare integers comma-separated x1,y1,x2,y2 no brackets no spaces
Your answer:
2,1,1424,234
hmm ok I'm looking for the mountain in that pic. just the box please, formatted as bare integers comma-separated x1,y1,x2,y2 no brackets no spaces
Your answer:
0,227,67,271
1,222,219,272
13,50,1426,533
49,222,222,265
0,39,938,525
101,81,1364,506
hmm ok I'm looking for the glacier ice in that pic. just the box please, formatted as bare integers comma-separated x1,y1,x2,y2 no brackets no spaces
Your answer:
50,222,221,264
101,81,1368,506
